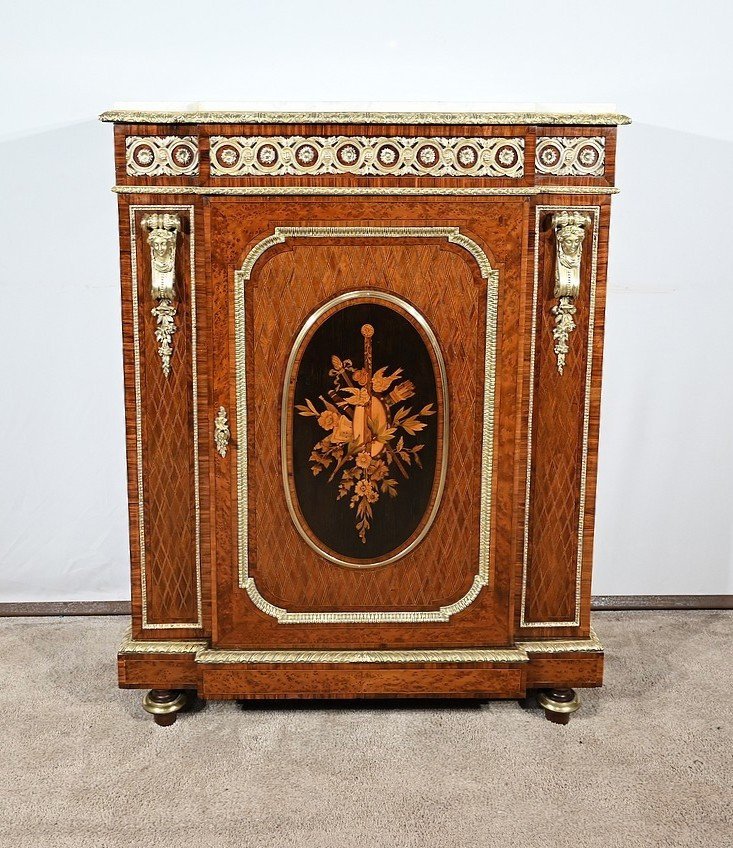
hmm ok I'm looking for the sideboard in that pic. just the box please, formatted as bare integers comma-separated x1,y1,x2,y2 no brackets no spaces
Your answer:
102,105,629,725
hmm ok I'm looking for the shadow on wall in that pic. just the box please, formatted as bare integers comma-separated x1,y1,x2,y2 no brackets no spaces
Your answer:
594,122,733,594
0,120,130,602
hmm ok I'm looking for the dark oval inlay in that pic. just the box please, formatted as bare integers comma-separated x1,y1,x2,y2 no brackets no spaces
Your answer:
283,293,446,567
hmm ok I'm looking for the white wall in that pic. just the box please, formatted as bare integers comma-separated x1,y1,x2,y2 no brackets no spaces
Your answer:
1,0,731,601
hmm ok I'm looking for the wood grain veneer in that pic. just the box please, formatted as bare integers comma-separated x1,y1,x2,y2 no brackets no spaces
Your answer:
105,111,626,708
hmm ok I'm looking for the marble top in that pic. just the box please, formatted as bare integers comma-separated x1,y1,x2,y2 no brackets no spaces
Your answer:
100,101,630,126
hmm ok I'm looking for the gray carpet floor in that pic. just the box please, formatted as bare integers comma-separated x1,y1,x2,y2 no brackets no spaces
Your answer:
0,611,730,847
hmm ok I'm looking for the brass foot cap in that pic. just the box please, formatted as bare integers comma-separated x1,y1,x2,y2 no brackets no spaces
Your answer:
142,691,187,717
537,689,581,715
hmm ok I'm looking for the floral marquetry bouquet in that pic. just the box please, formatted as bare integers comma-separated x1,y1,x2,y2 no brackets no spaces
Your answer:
296,323,435,544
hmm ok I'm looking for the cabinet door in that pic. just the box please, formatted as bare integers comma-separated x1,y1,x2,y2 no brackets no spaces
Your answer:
208,196,526,650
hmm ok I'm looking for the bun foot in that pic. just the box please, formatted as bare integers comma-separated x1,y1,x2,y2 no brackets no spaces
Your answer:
142,689,187,726
537,688,580,724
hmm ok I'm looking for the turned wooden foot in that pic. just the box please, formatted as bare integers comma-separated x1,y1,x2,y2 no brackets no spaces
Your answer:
537,688,580,725
142,689,187,726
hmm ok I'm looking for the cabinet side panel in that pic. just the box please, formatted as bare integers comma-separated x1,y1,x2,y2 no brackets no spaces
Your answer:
124,203,202,632
520,201,608,632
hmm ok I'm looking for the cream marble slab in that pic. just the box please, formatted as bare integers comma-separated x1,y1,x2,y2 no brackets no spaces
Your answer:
100,101,630,125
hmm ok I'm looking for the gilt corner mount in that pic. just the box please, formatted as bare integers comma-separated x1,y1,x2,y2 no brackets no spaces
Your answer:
141,213,180,377
550,211,592,375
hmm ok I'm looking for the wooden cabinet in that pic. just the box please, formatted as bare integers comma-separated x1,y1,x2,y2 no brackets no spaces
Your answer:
103,107,628,724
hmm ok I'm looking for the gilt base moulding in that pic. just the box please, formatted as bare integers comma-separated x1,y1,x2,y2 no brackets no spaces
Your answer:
102,102,629,726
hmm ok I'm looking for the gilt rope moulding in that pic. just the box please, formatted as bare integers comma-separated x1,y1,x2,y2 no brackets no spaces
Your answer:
104,105,626,724
113,186,621,198
119,626,603,663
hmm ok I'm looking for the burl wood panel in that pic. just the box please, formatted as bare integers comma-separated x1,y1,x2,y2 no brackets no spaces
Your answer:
209,197,528,650
520,201,609,631
121,205,202,632
525,653,603,688
118,654,200,689
200,666,526,700
255,244,472,608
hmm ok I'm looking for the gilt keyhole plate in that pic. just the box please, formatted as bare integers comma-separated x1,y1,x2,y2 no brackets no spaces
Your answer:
282,291,448,568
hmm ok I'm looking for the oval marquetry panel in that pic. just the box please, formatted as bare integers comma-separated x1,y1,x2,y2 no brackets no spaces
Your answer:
282,292,447,568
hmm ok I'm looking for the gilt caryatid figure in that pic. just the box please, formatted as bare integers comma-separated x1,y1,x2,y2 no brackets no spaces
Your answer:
551,211,592,375
141,212,181,377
